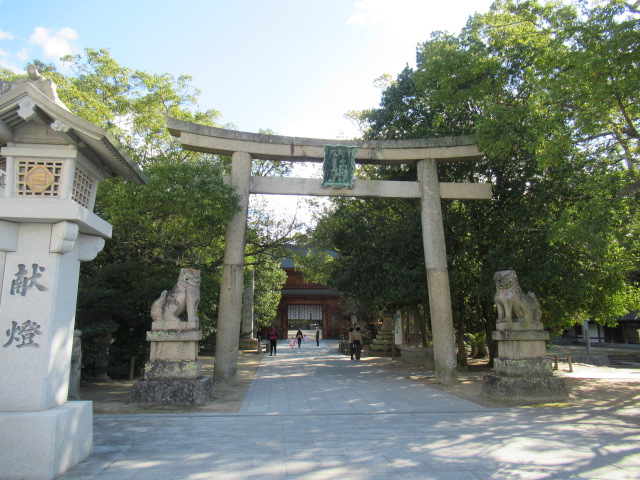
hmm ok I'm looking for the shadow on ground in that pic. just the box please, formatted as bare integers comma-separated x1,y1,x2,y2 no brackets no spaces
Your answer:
83,352,260,414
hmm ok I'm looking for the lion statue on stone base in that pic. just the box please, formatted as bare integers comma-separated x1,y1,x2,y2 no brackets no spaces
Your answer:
494,270,541,324
151,268,201,324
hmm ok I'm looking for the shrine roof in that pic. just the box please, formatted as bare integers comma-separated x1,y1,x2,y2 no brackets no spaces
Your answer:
620,310,639,321
280,289,342,297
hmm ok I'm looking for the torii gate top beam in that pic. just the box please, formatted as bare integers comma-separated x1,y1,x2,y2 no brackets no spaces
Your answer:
166,118,483,165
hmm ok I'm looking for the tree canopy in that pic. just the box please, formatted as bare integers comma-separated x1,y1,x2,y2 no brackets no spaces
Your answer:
2,48,294,377
303,0,639,352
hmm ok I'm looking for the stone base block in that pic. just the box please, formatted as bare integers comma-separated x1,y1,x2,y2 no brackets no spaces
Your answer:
496,321,544,331
571,354,610,367
368,332,397,356
494,357,553,376
148,330,201,362
400,346,434,368
492,329,549,342
368,344,399,357
239,338,258,350
129,376,213,404
151,320,198,331
145,360,202,379
482,374,567,403
493,330,549,359
147,329,203,342
0,401,93,480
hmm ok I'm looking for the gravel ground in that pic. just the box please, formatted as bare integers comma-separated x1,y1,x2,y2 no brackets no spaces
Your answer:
367,356,640,417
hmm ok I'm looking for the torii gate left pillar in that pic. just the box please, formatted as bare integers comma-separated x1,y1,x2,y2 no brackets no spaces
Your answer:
419,159,457,385
167,118,489,386
214,152,251,381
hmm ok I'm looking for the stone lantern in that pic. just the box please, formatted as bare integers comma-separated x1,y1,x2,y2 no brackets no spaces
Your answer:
0,72,146,479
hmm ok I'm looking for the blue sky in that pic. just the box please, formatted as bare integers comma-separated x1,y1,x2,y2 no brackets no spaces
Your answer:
1,0,495,140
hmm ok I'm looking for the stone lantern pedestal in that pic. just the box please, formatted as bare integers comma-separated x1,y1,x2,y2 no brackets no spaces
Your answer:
482,322,567,402
368,313,396,356
482,271,567,403
129,269,213,405
129,321,214,404
0,75,146,479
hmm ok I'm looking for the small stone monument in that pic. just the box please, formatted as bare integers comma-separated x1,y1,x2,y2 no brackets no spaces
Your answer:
368,313,396,357
482,270,567,402
68,330,83,400
129,268,214,404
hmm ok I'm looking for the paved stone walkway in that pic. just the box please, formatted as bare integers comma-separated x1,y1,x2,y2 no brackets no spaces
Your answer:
57,341,639,479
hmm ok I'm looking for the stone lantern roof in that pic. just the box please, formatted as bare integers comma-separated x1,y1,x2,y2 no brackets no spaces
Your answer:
0,70,147,238
0,80,147,185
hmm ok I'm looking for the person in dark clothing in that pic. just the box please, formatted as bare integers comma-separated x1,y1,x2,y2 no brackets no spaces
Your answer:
353,327,363,360
316,328,320,346
296,329,303,348
268,327,278,356
348,327,355,360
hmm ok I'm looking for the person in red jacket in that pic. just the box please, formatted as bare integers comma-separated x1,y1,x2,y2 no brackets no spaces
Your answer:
268,327,278,356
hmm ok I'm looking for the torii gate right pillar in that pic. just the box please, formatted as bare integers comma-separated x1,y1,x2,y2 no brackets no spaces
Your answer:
419,159,457,385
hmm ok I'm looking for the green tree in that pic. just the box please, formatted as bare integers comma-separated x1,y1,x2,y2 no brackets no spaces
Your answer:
34,49,240,377
444,0,640,326
4,49,297,377
308,0,639,362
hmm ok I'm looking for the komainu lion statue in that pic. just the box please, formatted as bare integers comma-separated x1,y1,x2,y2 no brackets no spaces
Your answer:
151,268,201,324
494,270,541,324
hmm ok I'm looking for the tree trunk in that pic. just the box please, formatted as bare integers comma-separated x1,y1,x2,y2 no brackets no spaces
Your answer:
453,310,468,367
419,303,430,348
482,301,497,367
474,341,489,359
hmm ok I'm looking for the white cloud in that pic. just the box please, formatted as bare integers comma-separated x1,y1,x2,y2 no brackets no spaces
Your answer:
0,28,15,40
347,0,434,71
348,0,431,30
347,0,494,70
29,27,79,60
0,58,22,73
278,71,377,139
279,0,496,140
15,48,29,62
0,46,23,74
280,113,359,140
348,0,493,32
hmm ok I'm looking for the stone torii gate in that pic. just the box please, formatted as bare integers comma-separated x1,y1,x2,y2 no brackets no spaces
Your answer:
167,118,491,386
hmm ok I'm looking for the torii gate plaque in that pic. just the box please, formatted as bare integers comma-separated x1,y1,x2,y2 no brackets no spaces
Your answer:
167,118,490,386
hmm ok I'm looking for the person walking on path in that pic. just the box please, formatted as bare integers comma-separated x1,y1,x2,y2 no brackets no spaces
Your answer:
348,327,355,360
268,327,278,356
353,327,363,360
296,329,303,348
316,328,320,346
